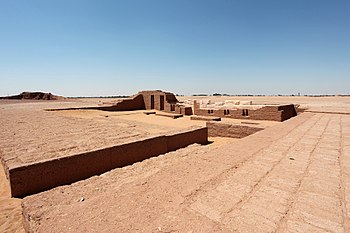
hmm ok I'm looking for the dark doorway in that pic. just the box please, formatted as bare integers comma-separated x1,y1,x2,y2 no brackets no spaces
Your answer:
242,109,248,116
151,95,155,109
160,95,164,110
171,104,175,111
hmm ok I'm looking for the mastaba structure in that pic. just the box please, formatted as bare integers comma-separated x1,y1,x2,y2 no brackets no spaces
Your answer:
94,90,193,115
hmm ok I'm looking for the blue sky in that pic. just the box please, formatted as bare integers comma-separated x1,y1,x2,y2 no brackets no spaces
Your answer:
0,0,349,96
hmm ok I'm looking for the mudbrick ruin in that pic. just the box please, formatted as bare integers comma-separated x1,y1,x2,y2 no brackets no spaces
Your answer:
3,90,350,233
65,90,298,122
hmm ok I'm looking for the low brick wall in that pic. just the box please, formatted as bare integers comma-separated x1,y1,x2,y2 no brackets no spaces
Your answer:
166,127,207,151
207,122,263,138
279,104,298,121
6,127,208,197
193,101,298,122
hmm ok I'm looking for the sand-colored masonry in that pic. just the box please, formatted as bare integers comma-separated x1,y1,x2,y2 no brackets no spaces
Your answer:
6,127,207,197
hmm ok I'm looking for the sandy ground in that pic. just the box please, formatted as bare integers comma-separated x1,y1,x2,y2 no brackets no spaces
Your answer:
1,96,350,232
22,112,350,232
0,162,24,233
0,99,243,232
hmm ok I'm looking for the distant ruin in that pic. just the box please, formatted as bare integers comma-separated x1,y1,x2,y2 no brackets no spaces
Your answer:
95,90,193,115
92,90,297,122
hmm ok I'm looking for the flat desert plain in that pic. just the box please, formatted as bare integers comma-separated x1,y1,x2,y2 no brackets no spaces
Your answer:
1,96,350,232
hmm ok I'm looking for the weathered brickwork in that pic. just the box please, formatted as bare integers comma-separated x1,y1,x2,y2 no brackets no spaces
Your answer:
193,100,297,122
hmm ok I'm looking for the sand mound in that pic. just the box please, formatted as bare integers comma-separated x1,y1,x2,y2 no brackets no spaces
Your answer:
0,92,65,100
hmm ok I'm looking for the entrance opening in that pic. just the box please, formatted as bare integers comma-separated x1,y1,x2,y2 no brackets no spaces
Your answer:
171,104,175,111
151,95,155,109
242,109,248,116
160,95,165,110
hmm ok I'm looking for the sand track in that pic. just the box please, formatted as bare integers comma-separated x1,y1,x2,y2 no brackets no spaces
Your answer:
0,162,24,233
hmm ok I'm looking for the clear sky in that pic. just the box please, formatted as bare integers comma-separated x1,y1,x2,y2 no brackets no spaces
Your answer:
0,0,349,96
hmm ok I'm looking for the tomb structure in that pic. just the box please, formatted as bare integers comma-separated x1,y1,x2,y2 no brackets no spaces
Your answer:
95,90,193,115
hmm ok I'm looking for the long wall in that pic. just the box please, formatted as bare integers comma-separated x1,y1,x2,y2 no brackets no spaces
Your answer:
194,101,297,122
7,127,208,197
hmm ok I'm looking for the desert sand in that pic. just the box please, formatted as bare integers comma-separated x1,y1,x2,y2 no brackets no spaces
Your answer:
1,96,350,232
0,98,240,232
21,112,350,232
0,162,24,233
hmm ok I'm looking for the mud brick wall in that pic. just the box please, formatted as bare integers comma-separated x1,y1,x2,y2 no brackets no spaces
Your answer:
247,105,297,121
166,127,207,151
206,122,263,138
144,92,163,110
141,91,177,111
140,91,192,115
180,106,193,115
193,101,297,122
173,106,192,115
279,104,297,121
97,94,145,111
6,127,208,197
247,106,284,121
